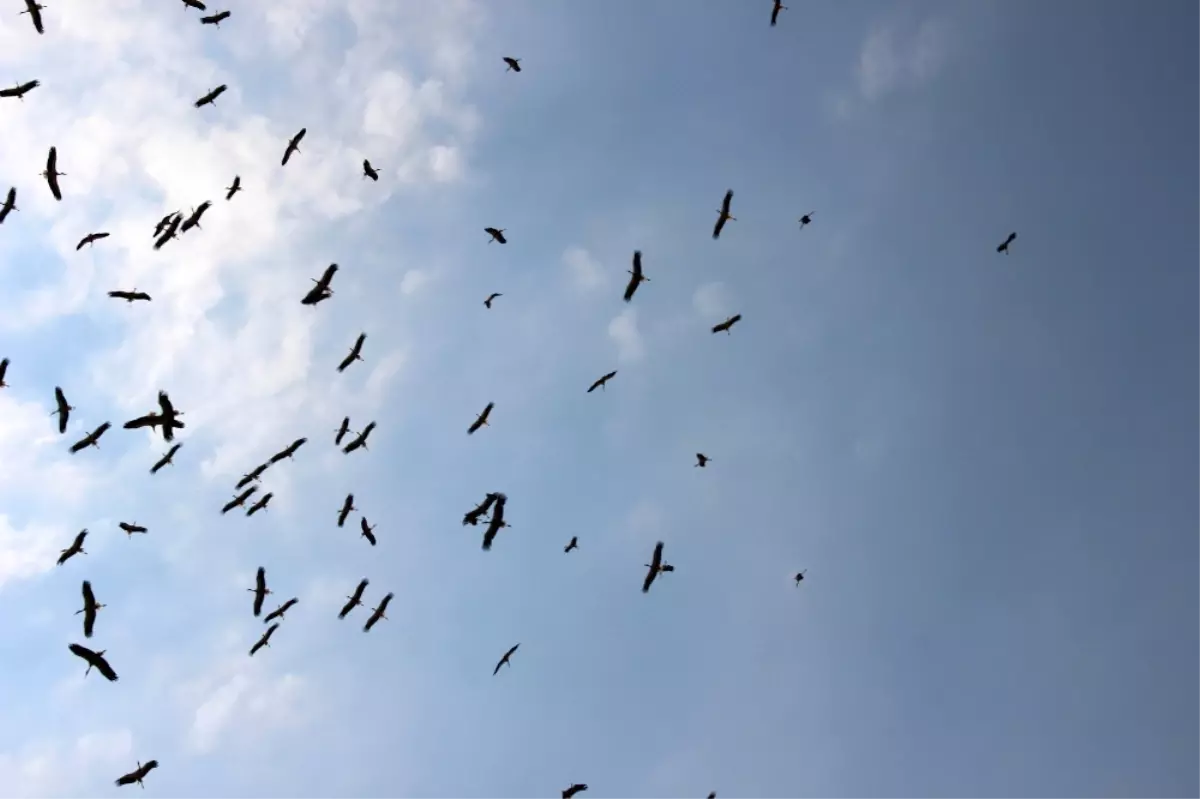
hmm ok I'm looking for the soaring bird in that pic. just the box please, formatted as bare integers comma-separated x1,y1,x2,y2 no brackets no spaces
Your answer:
108,289,152,303
194,85,226,108
694,453,710,468
180,201,212,233
222,485,257,514
51,386,73,434
263,598,298,624
201,10,231,25
337,333,366,372
224,175,241,200
76,580,105,638
563,785,588,799
68,642,118,681
502,57,521,72
245,492,273,516
794,570,806,586
481,493,509,551
342,422,375,454
771,0,787,26
997,231,1017,254
798,211,814,229
362,159,379,181
123,411,184,440
712,189,735,239
150,443,182,474
359,517,377,546
337,494,356,528
75,232,110,250
467,402,494,434
642,541,675,593
236,462,270,489
41,146,64,201
21,1,45,34
249,623,279,656
564,536,578,553
492,643,519,675
115,760,159,788
0,187,16,223
69,422,110,453
247,566,270,617
587,370,617,393
334,416,351,446
624,250,649,302
0,357,7,388
301,263,337,305
339,579,369,619
484,227,507,244
118,522,148,537
181,0,207,9
269,437,307,463
711,314,742,335
462,492,500,526
484,292,502,308
0,79,40,99
363,592,393,632
153,213,182,250
57,529,87,565
282,127,306,166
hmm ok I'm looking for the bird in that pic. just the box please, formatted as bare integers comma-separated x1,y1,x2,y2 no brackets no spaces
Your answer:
462,492,500,526
481,493,509,551
711,314,742,335
360,517,377,546
337,494,356,527
68,642,118,681
153,213,182,250
334,416,351,446
771,0,787,26
263,598,298,624
41,146,64,201
642,541,675,593
69,422,110,454
587,370,617,393
50,386,73,434
484,227,507,244
363,592,393,632
624,250,650,302
181,0,207,9
21,1,45,34
152,211,180,238
708,793,717,798
564,536,578,553
245,492,273,516
249,623,279,656
200,10,230,25
221,485,257,514
118,522,148,537
342,422,375,454
0,79,40,100
194,85,226,108
57,529,87,565
0,187,16,223
493,643,520,675
123,410,184,440
484,292,502,308
339,579,369,619
108,289,151,303
712,189,735,239
502,57,521,72
269,437,307,463
467,402,494,434
997,231,1017,254
563,785,588,799
75,232,110,250
798,211,814,229
282,127,306,166
224,176,241,200
180,201,212,233
236,462,270,489
115,760,158,789
248,567,270,617
0,357,7,388
336,333,366,372
695,453,710,468
76,580,105,638
362,159,379,181
150,443,182,474
301,263,337,305
794,570,806,586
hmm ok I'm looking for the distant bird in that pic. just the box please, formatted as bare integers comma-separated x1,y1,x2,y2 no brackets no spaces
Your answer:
484,292,502,308
997,231,1017,254
484,227,507,244
21,1,45,34
564,536,578,553
712,189,735,239
798,211,814,229
108,290,151,303
76,580,105,638
0,357,7,388
363,592,393,632
69,422,110,453
150,443,182,474
153,211,179,238
362,159,379,181
0,79,40,100
224,176,241,200
339,578,369,619
115,760,158,789
771,0,787,26
502,57,521,72
194,84,226,108
587,370,617,393
282,127,306,166
794,570,806,586
463,492,500,526
359,518,377,546
337,494,356,527
50,386,73,434
336,333,366,372
245,492,273,516
153,213,182,250
181,0,206,10
467,402,494,434
301,263,337,305
57,529,87,565
334,416,351,446
493,643,519,675
0,187,16,223
221,485,257,514
342,422,375,454
249,623,279,656
694,453,710,468
248,566,270,617
269,437,307,463
481,493,509,551
200,10,230,25
563,785,588,799
624,250,649,302
711,314,742,335
118,522,148,537
263,597,298,624
68,642,118,681
41,146,64,201
236,462,269,489
180,201,212,233
642,541,674,593
75,232,110,250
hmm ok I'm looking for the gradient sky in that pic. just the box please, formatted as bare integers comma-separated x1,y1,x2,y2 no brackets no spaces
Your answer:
0,0,1195,796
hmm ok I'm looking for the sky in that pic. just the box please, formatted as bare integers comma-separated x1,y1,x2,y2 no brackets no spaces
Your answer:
0,0,1195,796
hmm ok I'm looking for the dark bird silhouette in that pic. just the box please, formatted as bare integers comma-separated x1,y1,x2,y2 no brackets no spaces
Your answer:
118,522,148,537
224,175,241,200
342,422,375,454
194,85,226,108
502,56,521,72
360,517,377,546
339,578,369,619
337,333,366,372
221,485,257,514
181,0,206,10
123,411,184,440
484,292,502,308
695,453,710,468
642,541,675,593
75,231,110,250
711,314,742,335
708,793,717,798
108,290,151,303
337,494,356,527
463,492,500,526
269,437,307,463
236,462,269,489
263,597,298,624
798,211,814,229
794,570,806,586
41,146,64,201
281,127,306,166
0,79,40,100
467,402,494,434
481,492,508,551
771,0,787,26
150,443,182,474
564,536,578,553
484,227,507,244
563,784,588,799
245,492,273,516
69,422,110,453
712,189,735,239
57,529,87,565
997,231,1017,254
180,201,212,233
50,386,73,434
76,580,105,638
363,592,392,632
362,159,379,181
200,9,230,25
493,643,519,675
301,263,337,305
115,760,159,788
249,623,278,656
153,211,179,238
0,357,7,388
587,370,617,393
0,186,16,223
68,642,118,681
334,416,351,446
624,250,649,302
153,213,182,250
248,566,270,617
22,1,45,34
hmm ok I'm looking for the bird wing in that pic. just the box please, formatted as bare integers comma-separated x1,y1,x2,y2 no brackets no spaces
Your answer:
69,434,90,453
336,352,355,372
83,605,96,638
642,564,658,593
492,657,504,675
623,271,639,302
82,580,95,607
338,597,356,618
94,653,118,681
712,215,726,239
506,643,520,659
722,190,733,214
115,773,136,786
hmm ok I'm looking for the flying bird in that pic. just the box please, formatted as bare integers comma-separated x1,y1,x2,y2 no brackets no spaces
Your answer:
363,592,393,632
115,760,159,788
76,580,105,638
108,290,151,303
334,416,351,446
564,536,578,553
249,623,279,656
221,485,258,514
484,292,502,308
502,57,521,72
467,402,494,434
21,1,45,34
68,642,118,681
75,231,110,250
0,187,16,223
711,314,742,335
194,84,226,107
339,579,369,619
695,453,710,468
642,541,675,593
360,517,377,546
153,213,182,250
200,10,230,25
0,79,39,100
301,263,337,305
269,437,307,463
712,189,735,239
563,785,588,799
57,529,87,565
248,566,270,617
462,492,500,526
123,411,184,440
798,211,814,229
224,175,241,199
771,0,787,26
181,0,206,10
493,643,520,675
0,357,7,388
794,570,806,586
337,494,356,527
484,227,507,244
281,127,306,166
587,370,617,393
118,522,148,537
336,333,366,372
624,250,649,302
150,443,182,474
69,422,110,453
236,462,269,489
263,598,298,624
481,493,508,551
245,492,273,516
180,201,212,233
342,422,375,454
362,159,379,181
997,231,1017,254
50,386,73,434
153,211,180,238
41,146,64,201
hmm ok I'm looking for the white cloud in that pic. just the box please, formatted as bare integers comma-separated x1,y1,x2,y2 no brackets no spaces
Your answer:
184,654,312,755
0,515,62,592
399,268,433,296
608,308,645,364
692,281,730,321
0,728,134,798
563,246,606,291
830,15,953,120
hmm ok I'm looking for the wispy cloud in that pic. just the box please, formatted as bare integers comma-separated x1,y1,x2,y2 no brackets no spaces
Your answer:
563,245,607,291
830,15,954,119
608,308,645,364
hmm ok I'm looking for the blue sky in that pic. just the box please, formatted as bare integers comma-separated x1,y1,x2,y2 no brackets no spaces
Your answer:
0,0,1195,796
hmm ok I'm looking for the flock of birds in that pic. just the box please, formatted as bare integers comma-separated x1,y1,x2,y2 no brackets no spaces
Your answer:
0,0,1025,793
